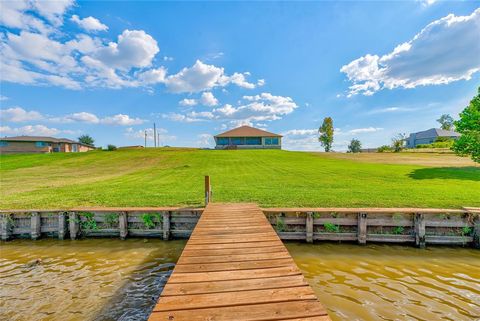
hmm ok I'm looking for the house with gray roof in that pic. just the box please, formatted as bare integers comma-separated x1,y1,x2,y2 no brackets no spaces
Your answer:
0,136,95,154
406,128,461,148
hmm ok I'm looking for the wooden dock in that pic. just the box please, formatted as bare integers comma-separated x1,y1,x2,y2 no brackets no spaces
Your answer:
148,203,331,321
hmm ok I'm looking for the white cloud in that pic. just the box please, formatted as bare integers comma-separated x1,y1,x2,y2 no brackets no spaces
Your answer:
229,72,256,89
0,107,43,122
257,79,266,86
418,0,438,7
165,92,298,125
63,112,100,123
164,60,228,93
196,133,212,147
164,60,258,93
0,124,62,136
31,0,74,26
163,111,215,123
347,127,383,135
0,95,8,101
137,67,167,85
200,92,218,106
1,107,144,126
71,15,108,32
341,9,480,96
179,98,197,106
92,29,159,70
102,114,144,125
0,2,267,96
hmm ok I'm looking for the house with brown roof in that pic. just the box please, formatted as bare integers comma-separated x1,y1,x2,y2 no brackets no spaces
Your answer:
0,136,95,154
214,126,282,149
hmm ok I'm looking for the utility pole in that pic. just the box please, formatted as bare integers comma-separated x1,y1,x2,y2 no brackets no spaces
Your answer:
144,130,147,148
158,133,161,147
153,123,157,148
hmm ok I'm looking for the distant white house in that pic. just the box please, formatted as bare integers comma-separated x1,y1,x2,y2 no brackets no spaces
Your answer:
406,128,461,148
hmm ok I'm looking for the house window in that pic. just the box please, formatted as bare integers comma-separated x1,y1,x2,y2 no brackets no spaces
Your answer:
35,141,48,147
231,137,245,145
217,137,229,145
246,137,261,145
0,141,8,147
271,138,279,145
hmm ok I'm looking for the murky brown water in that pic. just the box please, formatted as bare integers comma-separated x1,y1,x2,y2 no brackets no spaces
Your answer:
287,243,480,321
0,239,185,321
1,240,479,321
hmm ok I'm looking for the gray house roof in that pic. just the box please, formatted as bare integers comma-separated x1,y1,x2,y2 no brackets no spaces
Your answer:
412,128,460,139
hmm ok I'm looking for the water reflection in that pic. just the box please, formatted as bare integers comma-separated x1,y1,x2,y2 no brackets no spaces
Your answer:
0,239,185,321
287,243,480,321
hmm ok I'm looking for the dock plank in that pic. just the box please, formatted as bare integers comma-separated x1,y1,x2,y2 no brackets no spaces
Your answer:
148,203,330,321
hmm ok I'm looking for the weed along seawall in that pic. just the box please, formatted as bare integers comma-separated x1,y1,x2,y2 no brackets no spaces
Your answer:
1,206,479,248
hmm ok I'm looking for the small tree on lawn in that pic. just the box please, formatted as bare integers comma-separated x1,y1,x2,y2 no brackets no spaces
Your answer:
437,114,454,131
453,87,480,163
318,117,334,152
78,134,94,146
347,139,361,153
391,133,406,152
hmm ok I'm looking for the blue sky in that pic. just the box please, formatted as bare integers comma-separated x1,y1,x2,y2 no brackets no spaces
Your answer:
1,0,479,150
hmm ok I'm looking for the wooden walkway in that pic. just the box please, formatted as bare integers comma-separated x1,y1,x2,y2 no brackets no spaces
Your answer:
148,203,331,321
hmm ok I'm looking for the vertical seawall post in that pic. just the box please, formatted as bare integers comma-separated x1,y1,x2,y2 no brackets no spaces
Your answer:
306,212,314,243
58,212,67,240
69,212,78,240
163,211,171,240
473,214,480,249
31,212,41,240
119,211,128,240
205,175,211,205
1,213,12,241
358,212,367,245
415,213,426,248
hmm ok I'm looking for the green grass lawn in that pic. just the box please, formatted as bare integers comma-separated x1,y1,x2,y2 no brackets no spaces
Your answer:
0,148,478,209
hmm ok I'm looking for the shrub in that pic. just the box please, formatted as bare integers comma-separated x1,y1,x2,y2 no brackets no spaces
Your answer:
324,222,340,233
377,145,393,153
347,139,362,153
107,144,117,151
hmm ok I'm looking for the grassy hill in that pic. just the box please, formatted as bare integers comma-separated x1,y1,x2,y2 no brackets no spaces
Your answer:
0,148,478,209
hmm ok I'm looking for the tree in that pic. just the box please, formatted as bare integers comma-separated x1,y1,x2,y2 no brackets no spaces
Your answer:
452,87,480,163
391,133,406,152
347,139,361,153
107,144,117,151
437,114,454,131
78,134,94,146
318,117,334,152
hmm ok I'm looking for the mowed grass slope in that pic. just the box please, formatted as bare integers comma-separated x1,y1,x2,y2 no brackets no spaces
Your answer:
0,148,478,209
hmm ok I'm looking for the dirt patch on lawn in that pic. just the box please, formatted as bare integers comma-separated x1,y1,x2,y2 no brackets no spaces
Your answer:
316,152,478,167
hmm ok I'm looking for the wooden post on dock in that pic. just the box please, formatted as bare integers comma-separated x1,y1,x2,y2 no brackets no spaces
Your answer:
58,212,67,240
119,212,128,240
163,211,171,240
1,214,12,241
31,212,41,240
69,212,78,240
414,213,426,248
205,175,212,205
306,212,314,243
358,212,367,245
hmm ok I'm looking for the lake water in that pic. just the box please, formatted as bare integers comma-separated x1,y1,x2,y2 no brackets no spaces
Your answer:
287,243,480,321
1,239,479,321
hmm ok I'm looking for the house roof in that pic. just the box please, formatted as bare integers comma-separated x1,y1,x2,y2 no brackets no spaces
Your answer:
412,128,461,140
0,136,94,147
215,126,282,138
